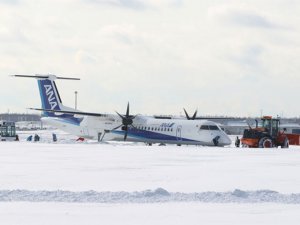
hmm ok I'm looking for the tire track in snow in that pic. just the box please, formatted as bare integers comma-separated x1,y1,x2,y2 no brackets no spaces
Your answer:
0,188,300,204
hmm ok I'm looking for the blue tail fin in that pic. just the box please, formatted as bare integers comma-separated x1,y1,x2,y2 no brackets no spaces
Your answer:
37,79,63,117
13,74,81,124
36,77,83,125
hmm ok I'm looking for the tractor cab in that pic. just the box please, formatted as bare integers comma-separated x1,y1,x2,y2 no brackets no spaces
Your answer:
261,116,280,137
0,121,17,141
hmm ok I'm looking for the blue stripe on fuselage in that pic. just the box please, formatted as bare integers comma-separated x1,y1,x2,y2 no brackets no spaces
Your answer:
111,128,197,142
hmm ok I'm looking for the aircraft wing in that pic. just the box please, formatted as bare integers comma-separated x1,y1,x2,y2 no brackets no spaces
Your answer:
29,108,111,118
195,117,235,120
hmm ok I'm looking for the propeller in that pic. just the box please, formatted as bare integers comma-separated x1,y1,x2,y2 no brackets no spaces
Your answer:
113,102,136,141
183,108,198,120
183,108,235,120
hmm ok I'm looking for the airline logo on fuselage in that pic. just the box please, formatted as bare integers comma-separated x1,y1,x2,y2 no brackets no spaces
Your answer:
160,123,175,128
44,85,58,110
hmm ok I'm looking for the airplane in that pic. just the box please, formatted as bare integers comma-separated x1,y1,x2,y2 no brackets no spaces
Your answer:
13,74,232,146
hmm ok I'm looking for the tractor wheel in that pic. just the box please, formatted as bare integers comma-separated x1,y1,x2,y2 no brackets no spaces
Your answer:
281,137,289,148
258,137,273,148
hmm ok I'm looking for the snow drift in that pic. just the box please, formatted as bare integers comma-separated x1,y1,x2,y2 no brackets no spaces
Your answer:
0,188,300,204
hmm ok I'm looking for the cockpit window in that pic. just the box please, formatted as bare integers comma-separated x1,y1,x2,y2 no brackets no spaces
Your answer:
200,125,209,130
200,125,220,130
209,125,219,130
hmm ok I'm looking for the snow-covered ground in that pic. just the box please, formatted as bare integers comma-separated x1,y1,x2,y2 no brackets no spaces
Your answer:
1,130,300,224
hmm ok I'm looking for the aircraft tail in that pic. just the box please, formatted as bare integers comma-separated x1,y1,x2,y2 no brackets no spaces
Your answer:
38,78,65,116
13,74,80,117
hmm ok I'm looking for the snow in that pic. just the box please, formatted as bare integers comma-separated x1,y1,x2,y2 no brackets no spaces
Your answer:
1,189,300,204
1,202,300,225
1,130,300,224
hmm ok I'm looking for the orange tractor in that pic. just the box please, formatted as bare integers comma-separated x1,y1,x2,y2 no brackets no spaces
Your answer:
241,116,289,148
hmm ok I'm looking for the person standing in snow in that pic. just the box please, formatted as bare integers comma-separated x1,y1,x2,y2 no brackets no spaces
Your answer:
34,134,40,142
52,133,57,142
235,136,240,147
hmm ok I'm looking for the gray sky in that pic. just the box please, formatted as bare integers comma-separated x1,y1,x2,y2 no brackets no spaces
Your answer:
1,0,300,117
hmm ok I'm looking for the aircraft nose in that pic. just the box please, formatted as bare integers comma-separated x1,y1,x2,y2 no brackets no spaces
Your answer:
221,134,232,146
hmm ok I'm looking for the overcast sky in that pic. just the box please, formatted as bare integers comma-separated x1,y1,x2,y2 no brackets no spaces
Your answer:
1,0,300,117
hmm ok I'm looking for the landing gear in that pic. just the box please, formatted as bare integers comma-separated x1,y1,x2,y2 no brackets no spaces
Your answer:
213,136,220,146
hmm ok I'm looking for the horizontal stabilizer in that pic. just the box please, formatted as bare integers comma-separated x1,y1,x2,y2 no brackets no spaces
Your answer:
29,108,108,118
11,74,80,80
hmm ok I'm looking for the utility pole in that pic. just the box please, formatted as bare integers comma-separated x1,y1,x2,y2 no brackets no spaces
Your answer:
75,91,78,110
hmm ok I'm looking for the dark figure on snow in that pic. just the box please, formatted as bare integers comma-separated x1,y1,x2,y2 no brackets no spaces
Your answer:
34,134,40,142
52,133,57,142
27,135,32,141
235,136,240,147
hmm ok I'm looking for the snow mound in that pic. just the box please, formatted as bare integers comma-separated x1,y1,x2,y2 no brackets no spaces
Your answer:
0,189,300,204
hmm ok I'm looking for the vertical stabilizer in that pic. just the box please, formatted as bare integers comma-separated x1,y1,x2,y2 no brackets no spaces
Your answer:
37,78,62,116
12,74,80,118
13,74,83,125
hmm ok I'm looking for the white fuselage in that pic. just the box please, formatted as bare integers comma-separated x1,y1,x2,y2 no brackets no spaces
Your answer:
42,115,232,146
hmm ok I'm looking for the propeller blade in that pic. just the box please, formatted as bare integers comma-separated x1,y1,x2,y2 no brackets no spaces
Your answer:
126,102,130,117
115,111,125,119
192,110,198,120
124,129,128,141
112,124,123,130
183,108,197,120
183,108,190,120
130,124,137,129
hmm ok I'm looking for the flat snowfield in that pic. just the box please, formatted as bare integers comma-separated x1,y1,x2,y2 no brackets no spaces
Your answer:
1,132,300,225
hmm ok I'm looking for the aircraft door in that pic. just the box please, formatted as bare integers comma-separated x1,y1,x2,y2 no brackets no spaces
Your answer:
176,126,182,141
83,127,89,136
